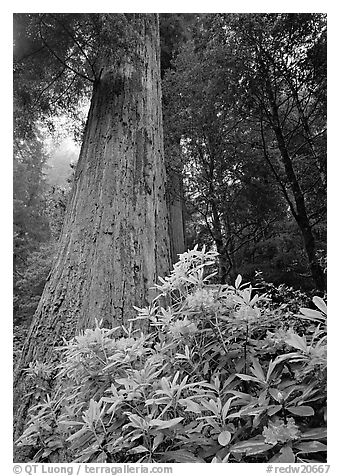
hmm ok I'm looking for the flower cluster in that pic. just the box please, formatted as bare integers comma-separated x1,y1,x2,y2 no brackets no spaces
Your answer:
186,288,216,310
168,317,198,336
263,418,300,445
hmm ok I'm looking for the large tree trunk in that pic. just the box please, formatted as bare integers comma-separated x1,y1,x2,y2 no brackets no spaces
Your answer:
14,13,171,457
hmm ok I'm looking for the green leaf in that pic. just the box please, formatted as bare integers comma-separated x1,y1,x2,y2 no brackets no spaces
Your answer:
287,406,314,417
250,357,266,382
270,446,295,463
268,388,284,402
295,441,327,453
299,308,324,321
230,437,273,455
272,352,304,365
151,417,183,429
312,296,327,315
235,373,262,383
162,450,205,463
95,452,107,463
300,428,327,441
66,427,88,442
152,433,164,451
160,377,172,396
235,274,242,289
180,398,202,413
284,333,308,353
267,405,282,416
218,430,232,446
222,397,237,421
266,359,279,382
128,414,147,429
201,398,220,415
127,445,149,454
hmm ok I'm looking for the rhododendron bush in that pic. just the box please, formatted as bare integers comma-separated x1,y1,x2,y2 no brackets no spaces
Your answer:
17,247,327,463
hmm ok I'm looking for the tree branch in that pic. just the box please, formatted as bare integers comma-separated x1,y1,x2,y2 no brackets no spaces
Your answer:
50,14,97,81
260,116,298,220
39,17,94,84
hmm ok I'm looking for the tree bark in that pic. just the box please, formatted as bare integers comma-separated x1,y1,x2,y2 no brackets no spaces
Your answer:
14,13,171,457
211,199,229,284
167,161,186,264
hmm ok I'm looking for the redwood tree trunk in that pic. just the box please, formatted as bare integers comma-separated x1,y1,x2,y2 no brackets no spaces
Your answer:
167,165,186,264
14,13,171,454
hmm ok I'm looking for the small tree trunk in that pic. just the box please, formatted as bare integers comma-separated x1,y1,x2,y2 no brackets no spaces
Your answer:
14,13,171,458
167,165,186,264
266,81,325,292
211,199,229,284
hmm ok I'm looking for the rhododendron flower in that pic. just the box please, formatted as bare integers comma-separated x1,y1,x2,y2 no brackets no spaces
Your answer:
168,317,198,336
262,417,300,445
186,288,216,310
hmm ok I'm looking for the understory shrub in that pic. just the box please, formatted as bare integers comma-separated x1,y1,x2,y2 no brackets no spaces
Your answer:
17,246,327,463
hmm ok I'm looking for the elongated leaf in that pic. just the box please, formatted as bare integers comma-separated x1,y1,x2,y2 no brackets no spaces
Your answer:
272,352,304,365
151,417,183,429
127,445,148,454
235,275,242,289
201,399,220,415
266,359,278,382
66,427,88,442
145,396,170,405
180,399,202,413
300,428,327,441
284,333,308,353
287,405,314,417
250,357,266,382
295,441,327,453
267,405,282,416
312,296,327,315
300,308,324,320
152,433,164,451
235,373,262,383
160,377,172,396
268,388,284,403
230,437,273,455
222,397,236,421
127,414,148,429
161,450,205,463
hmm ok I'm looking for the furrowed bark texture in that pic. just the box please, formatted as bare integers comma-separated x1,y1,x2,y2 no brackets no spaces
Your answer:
14,14,171,457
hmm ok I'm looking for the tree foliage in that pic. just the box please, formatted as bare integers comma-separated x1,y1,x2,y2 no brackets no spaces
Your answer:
163,13,326,290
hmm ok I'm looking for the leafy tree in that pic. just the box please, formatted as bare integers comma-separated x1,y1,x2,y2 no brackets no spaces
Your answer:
13,135,51,321
163,13,326,290
163,22,283,284
224,13,326,291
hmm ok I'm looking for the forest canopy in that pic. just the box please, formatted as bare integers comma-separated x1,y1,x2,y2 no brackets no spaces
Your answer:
14,13,326,313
